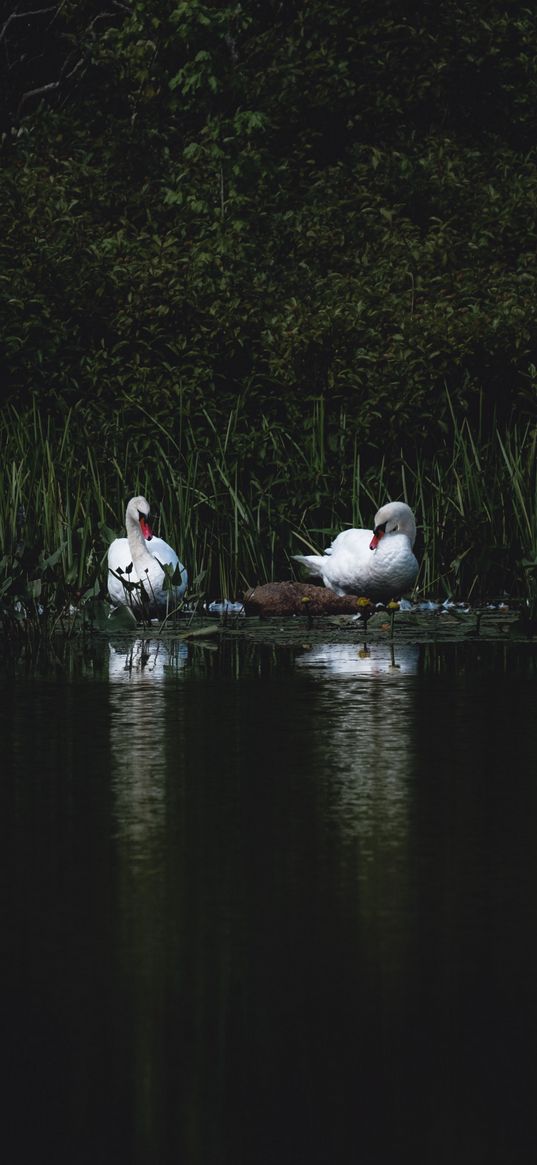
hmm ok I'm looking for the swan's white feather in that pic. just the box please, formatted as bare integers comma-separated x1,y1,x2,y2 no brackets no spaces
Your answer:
293,502,418,600
108,498,187,612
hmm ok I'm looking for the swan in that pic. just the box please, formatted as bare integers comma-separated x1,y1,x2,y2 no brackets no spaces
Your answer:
293,501,418,600
108,496,187,613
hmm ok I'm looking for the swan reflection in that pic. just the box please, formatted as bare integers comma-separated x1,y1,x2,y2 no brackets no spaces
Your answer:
107,638,189,851
109,651,165,849
296,641,419,677
295,640,419,963
108,637,188,682
107,637,184,1148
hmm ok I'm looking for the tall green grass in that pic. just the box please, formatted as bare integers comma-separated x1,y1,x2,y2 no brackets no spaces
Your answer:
1,395,536,629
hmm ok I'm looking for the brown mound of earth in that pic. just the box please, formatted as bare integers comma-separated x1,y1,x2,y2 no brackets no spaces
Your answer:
243,581,370,617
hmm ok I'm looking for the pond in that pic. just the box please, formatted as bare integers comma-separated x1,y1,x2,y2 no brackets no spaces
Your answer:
2,631,536,1165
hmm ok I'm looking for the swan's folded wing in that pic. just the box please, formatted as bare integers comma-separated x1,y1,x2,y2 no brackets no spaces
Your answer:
328,528,373,554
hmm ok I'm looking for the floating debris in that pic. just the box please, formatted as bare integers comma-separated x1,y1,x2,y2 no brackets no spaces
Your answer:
207,600,245,615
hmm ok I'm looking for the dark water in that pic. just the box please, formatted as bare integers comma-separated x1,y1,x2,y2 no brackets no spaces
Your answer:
1,636,537,1164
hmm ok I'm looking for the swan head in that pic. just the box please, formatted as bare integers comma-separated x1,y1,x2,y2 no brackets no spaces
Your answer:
126,495,154,541
370,502,416,550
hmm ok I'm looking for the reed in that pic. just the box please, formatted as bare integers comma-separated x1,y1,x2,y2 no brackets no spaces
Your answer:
0,394,535,630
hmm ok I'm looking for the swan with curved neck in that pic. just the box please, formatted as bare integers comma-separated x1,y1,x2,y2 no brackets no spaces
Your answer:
108,496,187,613
293,501,418,600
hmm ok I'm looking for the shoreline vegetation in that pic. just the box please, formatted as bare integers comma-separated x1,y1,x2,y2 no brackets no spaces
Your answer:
1,395,536,636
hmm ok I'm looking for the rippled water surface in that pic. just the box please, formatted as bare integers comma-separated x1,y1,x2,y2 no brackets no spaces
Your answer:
2,637,537,1164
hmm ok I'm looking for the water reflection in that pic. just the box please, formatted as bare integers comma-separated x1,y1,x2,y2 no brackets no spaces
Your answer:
107,638,189,1158
296,640,419,676
296,641,419,1003
2,638,537,1165
107,638,188,865
296,643,418,851
108,637,189,682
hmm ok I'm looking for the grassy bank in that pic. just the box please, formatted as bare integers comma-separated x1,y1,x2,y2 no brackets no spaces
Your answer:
1,396,536,629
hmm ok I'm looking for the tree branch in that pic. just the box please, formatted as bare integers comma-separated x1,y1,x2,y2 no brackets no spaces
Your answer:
0,8,57,47
16,79,59,118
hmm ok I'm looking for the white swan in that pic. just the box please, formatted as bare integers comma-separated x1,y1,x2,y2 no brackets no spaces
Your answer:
108,496,187,613
293,501,418,600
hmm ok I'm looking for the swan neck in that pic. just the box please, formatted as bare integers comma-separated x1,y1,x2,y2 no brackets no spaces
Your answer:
126,508,153,566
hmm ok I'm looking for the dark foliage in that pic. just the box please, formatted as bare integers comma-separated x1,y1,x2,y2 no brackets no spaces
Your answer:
1,1,537,595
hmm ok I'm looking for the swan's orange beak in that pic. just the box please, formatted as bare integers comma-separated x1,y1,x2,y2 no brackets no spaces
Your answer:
140,516,154,541
370,526,385,550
